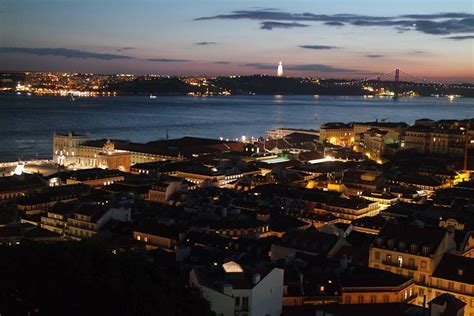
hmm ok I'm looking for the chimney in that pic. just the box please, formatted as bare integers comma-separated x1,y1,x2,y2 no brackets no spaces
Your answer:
299,272,305,296
340,254,350,272
223,284,233,296
253,274,261,285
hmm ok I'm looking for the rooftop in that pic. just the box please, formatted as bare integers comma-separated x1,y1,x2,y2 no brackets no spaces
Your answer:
373,223,447,257
0,174,46,193
341,266,413,289
192,259,276,292
82,136,245,159
432,253,474,285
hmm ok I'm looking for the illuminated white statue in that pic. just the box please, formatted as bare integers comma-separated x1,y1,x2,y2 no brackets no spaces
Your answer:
277,61,283,77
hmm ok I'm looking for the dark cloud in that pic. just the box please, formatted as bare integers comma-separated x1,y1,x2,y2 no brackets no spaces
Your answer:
0,47,133,60
365,54,384,58
286,64,360,73
341,17,474,35
260,21,308,30
243,62,275,69
195,10,390,22
395,26,411,33
324,21,344,26
195,41,217,45
251,7,279,11
299,44,338,50
147,58,190,62
401,13,472,19
244,62,360,73
195,9,474,35
214,61,230,64
116,47,134,52
444,35,474,40
409,50,426,55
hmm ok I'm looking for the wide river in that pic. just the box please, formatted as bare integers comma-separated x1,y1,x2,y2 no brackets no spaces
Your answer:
0,95,472,161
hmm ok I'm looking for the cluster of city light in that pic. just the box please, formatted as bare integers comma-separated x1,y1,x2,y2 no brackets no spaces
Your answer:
14,82,117,97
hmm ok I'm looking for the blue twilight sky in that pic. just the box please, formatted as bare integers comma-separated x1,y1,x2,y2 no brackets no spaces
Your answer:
0,0,473,81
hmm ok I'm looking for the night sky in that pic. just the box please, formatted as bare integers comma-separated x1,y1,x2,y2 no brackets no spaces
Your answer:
1,0,473,81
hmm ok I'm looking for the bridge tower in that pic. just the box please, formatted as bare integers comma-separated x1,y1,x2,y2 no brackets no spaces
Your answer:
393,68,400,99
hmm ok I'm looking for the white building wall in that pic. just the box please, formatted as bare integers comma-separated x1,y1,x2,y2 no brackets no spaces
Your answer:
250,268,284,316
232,288,253,315
189,269,235,316
189,267,284,316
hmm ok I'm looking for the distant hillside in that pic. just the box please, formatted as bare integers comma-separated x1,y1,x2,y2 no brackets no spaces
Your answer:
108,77,206,95
108,75,474,97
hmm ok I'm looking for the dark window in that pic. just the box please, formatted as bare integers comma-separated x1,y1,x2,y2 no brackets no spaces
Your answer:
242,297,249,311
420,274,426,284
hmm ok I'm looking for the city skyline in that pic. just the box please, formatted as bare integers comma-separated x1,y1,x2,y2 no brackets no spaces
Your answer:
0,0,473,82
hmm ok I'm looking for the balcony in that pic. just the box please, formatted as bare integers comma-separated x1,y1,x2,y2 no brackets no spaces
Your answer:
403,293,418,303
382,260,418,271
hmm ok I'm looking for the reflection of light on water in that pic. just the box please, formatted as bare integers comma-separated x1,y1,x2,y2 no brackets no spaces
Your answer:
274,95,283,103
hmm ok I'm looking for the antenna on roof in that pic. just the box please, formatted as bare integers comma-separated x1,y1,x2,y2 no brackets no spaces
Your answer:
166,129,169,140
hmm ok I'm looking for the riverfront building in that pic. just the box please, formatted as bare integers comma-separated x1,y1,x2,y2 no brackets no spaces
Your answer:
53,133,245,170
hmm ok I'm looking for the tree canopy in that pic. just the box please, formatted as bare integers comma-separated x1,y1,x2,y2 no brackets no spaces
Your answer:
0,240,214,316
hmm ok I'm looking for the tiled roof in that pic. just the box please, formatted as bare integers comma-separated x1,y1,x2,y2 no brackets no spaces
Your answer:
373,223,446,256
432,253,474,285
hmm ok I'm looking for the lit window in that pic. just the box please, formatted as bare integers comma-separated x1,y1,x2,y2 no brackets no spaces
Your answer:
398,256,403,267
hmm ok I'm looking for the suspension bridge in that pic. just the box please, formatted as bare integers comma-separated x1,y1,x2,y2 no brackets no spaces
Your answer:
337,68,473,98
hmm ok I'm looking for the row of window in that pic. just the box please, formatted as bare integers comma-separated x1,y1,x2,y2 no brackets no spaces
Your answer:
235,296,249,310
374,251,427,269
375,239,431,255
345,294,391,304
432,278,471,294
